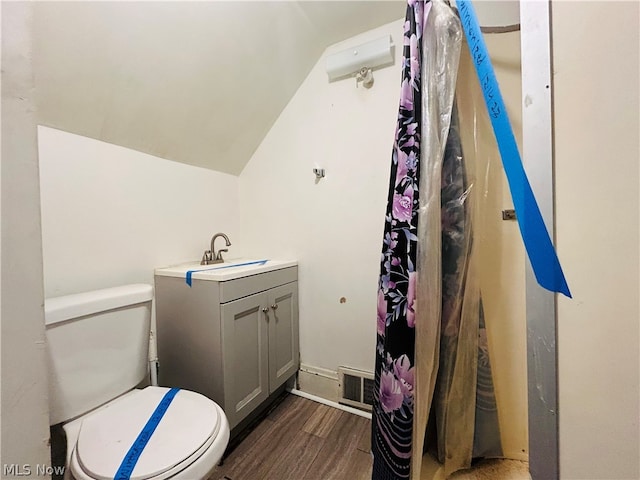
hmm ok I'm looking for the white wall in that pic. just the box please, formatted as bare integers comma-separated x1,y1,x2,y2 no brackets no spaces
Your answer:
1,2,52,471
553,2,640,479
239,20,403,374
38,126,241,297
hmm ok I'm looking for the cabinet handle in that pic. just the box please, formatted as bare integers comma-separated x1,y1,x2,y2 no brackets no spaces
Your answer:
271,304,278,310
262,307,269,313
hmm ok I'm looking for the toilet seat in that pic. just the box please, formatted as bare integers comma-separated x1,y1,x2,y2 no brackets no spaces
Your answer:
70,387,223,480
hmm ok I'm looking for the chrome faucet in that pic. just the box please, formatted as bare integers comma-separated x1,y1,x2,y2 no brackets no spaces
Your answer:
201,232,231,265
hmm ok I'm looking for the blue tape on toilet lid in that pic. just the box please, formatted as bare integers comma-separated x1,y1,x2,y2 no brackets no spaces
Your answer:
74,387,221,480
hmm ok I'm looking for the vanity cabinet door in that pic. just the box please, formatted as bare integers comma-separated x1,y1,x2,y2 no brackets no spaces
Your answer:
221,291,269,428
267,282,299,393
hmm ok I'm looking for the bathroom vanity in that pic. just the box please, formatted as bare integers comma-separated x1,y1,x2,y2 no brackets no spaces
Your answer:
154,260,299,430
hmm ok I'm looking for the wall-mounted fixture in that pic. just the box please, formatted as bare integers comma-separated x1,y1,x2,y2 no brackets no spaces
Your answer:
313,167,325,180
325,35,394,87
355,67,374,89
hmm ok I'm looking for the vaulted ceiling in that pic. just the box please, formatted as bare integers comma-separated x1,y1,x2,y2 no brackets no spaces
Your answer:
33,1,404,175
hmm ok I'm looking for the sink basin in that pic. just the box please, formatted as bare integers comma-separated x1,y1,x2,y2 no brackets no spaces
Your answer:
155,258,297,284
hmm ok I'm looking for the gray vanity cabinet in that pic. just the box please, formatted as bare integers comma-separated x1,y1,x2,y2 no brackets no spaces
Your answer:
220,281,298,427
155,265,298,429
265,283,298,391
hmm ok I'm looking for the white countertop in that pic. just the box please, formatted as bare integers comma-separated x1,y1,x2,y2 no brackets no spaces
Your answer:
155,258,297,282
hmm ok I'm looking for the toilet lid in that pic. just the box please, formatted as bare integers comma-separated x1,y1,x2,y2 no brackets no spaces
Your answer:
75,387,221,480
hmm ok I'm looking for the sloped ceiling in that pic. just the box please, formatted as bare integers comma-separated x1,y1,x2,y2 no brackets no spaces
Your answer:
33,1,404,175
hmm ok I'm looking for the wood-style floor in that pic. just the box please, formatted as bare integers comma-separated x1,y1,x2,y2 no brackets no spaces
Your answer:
210,394,373,480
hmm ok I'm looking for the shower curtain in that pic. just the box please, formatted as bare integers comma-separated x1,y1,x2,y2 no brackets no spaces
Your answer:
372,1,502,479
372,1,426,478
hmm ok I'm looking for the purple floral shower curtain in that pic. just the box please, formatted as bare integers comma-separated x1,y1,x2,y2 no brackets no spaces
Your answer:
372,1,427,478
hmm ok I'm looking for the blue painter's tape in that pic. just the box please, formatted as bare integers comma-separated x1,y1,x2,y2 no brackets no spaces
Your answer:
185,259,269,286
457,0,571,298
114,387,180,480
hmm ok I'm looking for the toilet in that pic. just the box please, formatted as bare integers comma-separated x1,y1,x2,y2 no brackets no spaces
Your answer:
45,284,230,480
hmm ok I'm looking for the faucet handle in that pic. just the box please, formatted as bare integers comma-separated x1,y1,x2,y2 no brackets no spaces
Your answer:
200,250,213,265
214,249,228,261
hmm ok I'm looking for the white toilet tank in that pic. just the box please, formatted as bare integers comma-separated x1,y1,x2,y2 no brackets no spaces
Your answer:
45,284,153,425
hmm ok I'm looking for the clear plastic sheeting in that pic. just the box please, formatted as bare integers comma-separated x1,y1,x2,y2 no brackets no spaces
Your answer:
451,38,506,465
412,0,462,477
412,0,503,478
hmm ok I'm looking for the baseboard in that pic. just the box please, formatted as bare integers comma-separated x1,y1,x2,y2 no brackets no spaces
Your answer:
297,364,340,403
287,388,372,419
299,363,339,380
